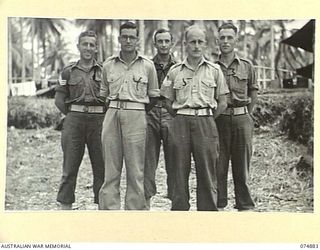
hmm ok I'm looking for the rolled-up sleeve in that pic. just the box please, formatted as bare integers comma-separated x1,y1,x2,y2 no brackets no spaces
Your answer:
100,62,109,98
147,63,160,97
160,70,175,101
248,62,259,91
55,68,69,94
215,66,229,98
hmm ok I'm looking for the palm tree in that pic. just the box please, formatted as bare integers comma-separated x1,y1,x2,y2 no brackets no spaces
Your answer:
26,18,65,78
41,39,76,74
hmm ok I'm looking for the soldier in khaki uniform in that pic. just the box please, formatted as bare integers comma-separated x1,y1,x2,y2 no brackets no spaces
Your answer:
98,22,160,210
161,25,229,211
55,31,105,210
215,23,258,211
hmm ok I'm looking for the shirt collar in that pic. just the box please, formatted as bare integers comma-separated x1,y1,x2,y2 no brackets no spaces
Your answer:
181,56,208,70
115,51,142,64
72,59,100,70
152,53,176,67
216,53,241,66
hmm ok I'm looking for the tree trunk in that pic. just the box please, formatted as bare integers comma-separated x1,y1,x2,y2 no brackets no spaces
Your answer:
8,18,12,96
242,20,247,58
270,20,275,80
31,18,35,81
20,17,26,82
138,20,145,54
159,20,169,29
42,33,47,78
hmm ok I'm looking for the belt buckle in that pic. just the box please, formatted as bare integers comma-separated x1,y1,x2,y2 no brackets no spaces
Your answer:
195,109,199,116
83,106,88,112
230,108,234,115
120,101,125,109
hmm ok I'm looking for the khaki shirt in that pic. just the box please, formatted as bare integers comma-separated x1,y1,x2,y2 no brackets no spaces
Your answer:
100,52,160,104
161,57,229,110
216,54,258,107
55,60,103,104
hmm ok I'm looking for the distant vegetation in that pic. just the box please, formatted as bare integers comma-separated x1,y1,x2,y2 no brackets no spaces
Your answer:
7,89,313,153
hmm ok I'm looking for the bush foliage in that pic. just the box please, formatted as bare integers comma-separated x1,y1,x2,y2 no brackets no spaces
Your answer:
253,90,313,150
7,91,314,150
7,96,61,129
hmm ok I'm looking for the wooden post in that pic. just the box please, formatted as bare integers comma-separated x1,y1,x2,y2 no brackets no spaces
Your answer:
262,67,266,89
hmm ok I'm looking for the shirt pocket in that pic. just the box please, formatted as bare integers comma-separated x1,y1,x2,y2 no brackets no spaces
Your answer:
173,77,189,103
107,73,122,94
68,75,83,98
233,72,248,95
133,73,148,97
201,78,216,100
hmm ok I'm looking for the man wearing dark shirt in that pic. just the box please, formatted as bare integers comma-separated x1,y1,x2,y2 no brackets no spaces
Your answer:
215,23,258,211
144,29,177,209
55,31,105,210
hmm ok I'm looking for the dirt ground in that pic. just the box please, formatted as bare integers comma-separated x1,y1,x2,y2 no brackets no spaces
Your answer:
5,126,313,212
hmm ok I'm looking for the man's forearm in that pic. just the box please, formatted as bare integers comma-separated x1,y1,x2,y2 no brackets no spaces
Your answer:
247,89,258,114
55,92,68,115
213,94,227,119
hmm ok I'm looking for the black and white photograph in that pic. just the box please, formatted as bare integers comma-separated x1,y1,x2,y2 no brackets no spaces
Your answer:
5,17,314,212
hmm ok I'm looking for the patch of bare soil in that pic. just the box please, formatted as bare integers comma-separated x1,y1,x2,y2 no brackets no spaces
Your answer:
5,126,313,212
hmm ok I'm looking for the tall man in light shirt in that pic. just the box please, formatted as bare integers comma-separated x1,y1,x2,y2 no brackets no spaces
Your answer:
98,21,160,210
161,25,229,211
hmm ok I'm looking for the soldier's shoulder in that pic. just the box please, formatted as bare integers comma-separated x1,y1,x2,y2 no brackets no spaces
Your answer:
62,62,77,71
102,55,117,67
239,57,254,66
140,55,154,64
170,62,183,71
60,62,77,79
96,61,103,68
105,55,117,63
206,60,222,70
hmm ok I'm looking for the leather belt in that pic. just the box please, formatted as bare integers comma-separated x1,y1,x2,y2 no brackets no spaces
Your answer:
221,106,248,116
109,100,145,110
177,108,213,116
69,104,105,114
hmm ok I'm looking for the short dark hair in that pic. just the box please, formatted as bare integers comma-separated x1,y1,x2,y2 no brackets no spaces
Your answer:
78,30,97,44
218,23,238,34
120,21,139,36
153,28,173,43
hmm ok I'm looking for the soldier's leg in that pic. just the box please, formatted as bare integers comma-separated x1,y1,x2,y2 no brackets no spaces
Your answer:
231,114,255,210
57,112,85,205
99,109,123,210
161,108,175,200
86,113,105,204
144,107,161,207
122,110,147,210
170,115,192,211
191,116,219,211
215,115,232,208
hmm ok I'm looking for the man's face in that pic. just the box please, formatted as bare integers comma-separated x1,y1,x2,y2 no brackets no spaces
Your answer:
154,32,173,56
77,36,97,61
118,28,139,53
185,28,206,60
217,28,238,55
